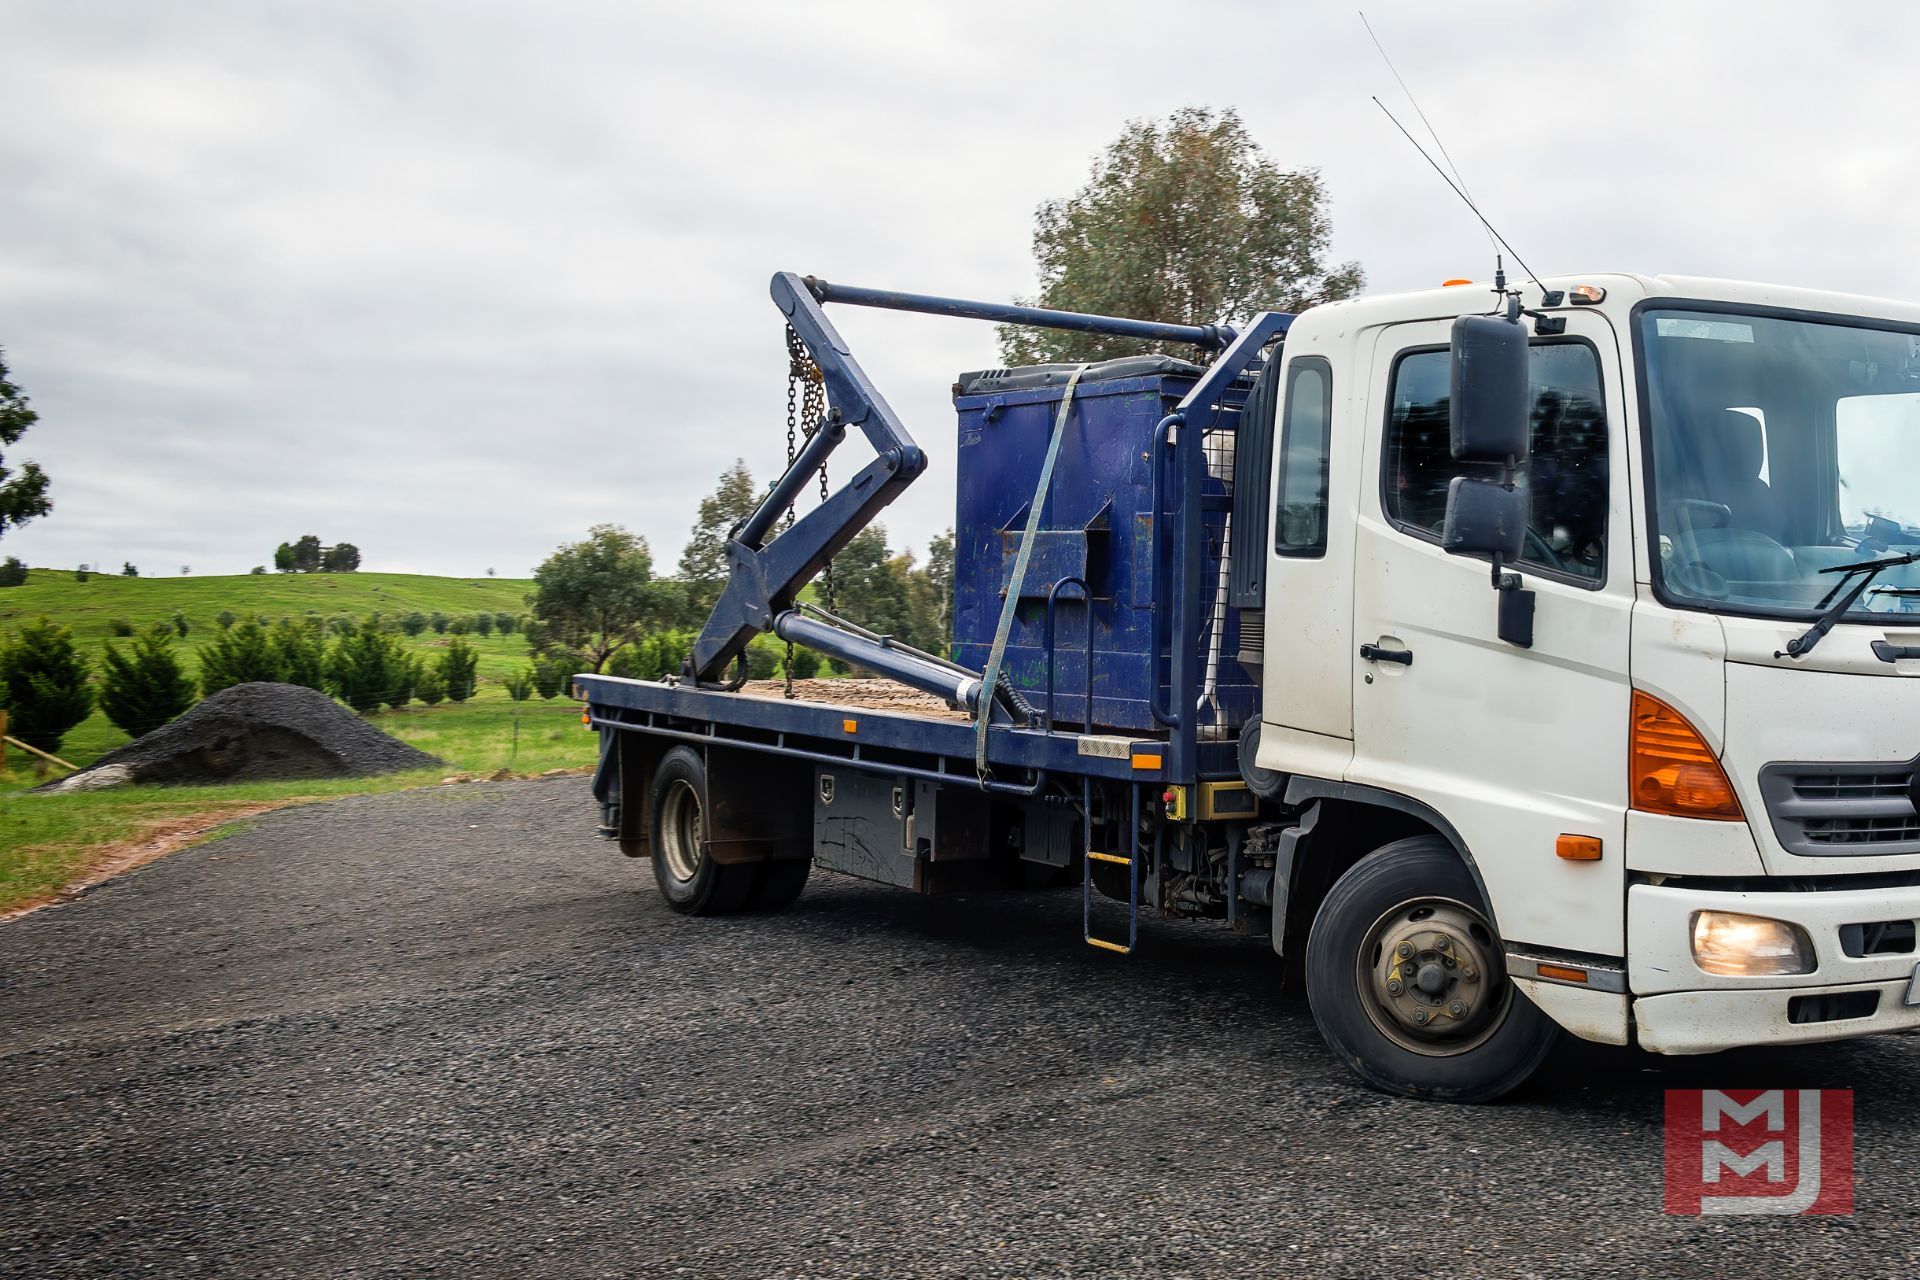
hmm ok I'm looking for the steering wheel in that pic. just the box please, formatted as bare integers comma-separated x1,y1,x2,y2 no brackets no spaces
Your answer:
1524,527,1565,573
1667,556,1731,602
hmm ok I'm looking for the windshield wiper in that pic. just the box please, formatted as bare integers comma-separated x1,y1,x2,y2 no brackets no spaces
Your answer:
1780,550,1920,659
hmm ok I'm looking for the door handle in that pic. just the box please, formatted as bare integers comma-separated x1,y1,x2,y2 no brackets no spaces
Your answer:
1359,642,1413,667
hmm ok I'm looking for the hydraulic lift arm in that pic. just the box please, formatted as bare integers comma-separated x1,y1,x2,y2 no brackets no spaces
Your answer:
686,272,1244,712
689,272,929,685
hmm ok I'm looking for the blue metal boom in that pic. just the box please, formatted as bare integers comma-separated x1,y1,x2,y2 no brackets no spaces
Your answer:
804,277,1237,351
688,273,1253,693
689,272,929,685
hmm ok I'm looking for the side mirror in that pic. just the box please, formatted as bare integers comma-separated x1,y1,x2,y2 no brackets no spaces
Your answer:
1442,479,1536,648
1440,477,1525,560
1449,314,1529,463
1445,316,1537,648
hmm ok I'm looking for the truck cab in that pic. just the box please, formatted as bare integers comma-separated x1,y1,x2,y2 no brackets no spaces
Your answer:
1255,274,1920,1071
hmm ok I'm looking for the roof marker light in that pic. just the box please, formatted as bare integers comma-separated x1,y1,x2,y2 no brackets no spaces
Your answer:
1569,284,1606,305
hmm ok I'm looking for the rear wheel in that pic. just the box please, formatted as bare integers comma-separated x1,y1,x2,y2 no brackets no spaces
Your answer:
648,747,756,915
747,858,812,911
1305,835,1557,1103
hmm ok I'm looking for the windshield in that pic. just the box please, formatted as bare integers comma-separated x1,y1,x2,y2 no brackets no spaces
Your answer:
1641,306,1920,618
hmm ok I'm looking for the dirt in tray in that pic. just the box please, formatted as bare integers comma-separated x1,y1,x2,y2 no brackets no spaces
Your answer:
737,678,971,721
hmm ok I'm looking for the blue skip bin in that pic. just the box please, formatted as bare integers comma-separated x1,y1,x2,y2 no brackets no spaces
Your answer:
950,355,1257,734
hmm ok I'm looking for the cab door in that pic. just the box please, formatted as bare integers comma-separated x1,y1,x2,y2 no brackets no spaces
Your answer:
1258,342,1358,781
1346,311,1634,956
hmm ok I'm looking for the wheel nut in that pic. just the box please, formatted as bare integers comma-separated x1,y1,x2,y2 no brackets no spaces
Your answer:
1386,979,1403,996
1462,966,1478,982
1433,935,1451,952
1448,1001,1466,1017
1396,941,1414,959
1412,1008,1430,1024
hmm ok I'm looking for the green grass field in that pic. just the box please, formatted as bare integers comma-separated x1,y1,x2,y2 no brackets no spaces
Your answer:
0,569,602,913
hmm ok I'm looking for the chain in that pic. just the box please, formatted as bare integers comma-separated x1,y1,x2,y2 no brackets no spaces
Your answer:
784,341,799,504
783,327,803,697
781,326,833,694
817,438,836,616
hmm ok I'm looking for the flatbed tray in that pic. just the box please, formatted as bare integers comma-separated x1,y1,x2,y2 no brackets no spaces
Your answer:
577,672,1170,788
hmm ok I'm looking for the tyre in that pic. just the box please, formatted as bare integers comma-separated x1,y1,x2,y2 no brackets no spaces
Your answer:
747,858,812,912
648,746,756,915
1305,835,1557,1103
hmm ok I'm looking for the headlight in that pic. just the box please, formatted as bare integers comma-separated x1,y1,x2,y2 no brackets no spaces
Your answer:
1691,911,1816,977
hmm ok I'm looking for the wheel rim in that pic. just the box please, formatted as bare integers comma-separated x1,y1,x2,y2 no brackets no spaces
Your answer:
1355,896,1509,1057
658,778,704,882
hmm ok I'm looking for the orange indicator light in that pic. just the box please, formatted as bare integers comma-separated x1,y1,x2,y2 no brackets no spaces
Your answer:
1556,834,1603,861
1536,963,1589,984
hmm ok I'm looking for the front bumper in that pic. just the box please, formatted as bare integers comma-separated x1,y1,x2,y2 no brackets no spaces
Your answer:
1628,881,1920,1054
1635,979,1920,1054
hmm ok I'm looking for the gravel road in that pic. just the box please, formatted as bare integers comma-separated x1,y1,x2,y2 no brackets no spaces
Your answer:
4,778,1917,1278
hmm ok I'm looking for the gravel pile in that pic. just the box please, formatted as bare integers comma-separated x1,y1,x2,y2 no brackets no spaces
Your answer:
50,681,440,789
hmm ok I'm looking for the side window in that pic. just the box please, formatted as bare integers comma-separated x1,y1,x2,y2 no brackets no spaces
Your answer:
1382,341,1609,584
1274,356,1334,558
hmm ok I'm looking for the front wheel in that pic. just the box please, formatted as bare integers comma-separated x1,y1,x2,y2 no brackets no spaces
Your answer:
1305,835,1557,1103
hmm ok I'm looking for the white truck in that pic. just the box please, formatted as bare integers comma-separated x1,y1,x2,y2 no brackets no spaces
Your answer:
582,269,1920,1101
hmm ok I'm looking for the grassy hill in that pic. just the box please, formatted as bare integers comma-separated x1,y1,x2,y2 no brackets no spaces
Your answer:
1,567,539,692
0,568,533,648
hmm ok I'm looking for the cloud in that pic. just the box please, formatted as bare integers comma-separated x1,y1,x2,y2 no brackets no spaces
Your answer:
3,0,1918,581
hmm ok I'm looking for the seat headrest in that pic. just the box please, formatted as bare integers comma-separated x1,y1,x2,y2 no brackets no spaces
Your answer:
1699,409,1765,484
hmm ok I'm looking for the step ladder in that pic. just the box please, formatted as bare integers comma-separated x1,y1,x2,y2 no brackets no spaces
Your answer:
1082,780,1140,955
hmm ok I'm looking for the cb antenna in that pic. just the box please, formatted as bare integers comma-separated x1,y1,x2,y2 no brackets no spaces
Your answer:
1359,10,1492,252
1372,97,1543,301
1359,12,1547,302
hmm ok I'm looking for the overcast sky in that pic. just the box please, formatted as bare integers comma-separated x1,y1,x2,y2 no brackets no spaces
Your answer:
5,1,1919,579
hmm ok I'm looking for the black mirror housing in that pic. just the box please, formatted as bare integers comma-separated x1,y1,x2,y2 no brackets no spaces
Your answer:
1449,314,1529,463
1441,477,1526,560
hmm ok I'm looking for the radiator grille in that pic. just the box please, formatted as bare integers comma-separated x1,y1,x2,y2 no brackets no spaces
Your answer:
1792,773,1911,801
1759,758,1920,857
1802,814,1920,847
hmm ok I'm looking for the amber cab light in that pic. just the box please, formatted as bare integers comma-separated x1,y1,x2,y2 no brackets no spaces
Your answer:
1629,691,1743,820
1556,834,1603,861
1536,962,1589,983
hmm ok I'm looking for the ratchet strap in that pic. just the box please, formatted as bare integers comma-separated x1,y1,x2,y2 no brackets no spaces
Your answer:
975,363,1087,782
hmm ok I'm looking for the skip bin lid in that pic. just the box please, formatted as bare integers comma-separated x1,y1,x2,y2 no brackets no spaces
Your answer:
953,354,1203,398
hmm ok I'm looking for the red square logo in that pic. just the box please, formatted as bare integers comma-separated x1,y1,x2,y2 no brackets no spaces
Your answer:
1664,1089,1853,1215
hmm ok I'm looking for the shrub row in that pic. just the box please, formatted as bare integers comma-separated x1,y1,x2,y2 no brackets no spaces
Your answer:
198,621,481,714
600,631,821,683
100,610,526,640
0,618,494,754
